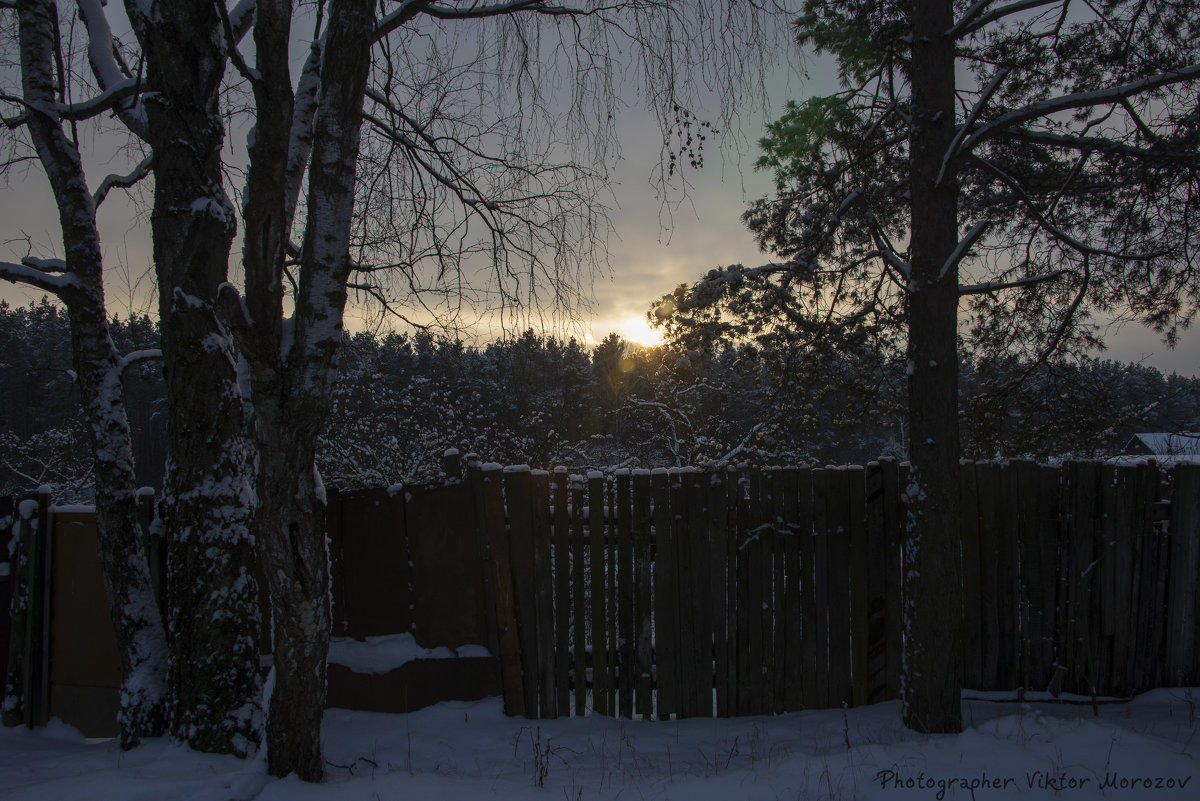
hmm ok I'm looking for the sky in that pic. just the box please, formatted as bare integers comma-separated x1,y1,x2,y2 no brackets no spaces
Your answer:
1,12,1198,378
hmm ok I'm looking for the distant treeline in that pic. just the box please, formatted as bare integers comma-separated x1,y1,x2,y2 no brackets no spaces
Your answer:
2,298,1198,500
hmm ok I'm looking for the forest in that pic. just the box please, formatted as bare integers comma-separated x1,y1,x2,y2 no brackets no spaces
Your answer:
4,295,1197,503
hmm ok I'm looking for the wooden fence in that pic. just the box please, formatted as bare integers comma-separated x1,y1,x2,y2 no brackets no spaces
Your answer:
4,458,1198,732
467,458,1200,720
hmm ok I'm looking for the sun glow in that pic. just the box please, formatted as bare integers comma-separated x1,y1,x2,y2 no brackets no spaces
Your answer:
618,314,665,347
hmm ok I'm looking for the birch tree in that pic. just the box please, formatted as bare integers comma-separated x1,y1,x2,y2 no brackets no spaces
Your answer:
0,0,168,748
7,0,782,777
658,0,1200,732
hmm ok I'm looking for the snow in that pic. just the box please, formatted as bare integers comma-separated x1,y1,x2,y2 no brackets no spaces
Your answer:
1,690,1195,799
326,634,490,675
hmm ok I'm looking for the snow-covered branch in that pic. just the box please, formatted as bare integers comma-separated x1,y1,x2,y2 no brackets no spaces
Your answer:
93,155,153,207
960,63,1200,156
56,77,142,121
75,0,148,137
947,0,1063,40
0,260,78,294
718,422,765,464
938,219,990,283
937,68,1008,187
116,348,162,377
958,270,1067,296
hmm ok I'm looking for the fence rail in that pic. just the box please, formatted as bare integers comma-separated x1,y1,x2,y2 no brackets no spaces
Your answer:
466,458,1200,720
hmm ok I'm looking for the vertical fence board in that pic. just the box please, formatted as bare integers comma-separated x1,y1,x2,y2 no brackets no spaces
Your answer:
1096,463,1120,694
616,471,635,719
1108,465,1135,695
1167,465,1200,686
810,468,831,707
504,468,540,716
825,467,852,708
588,473,610,716
1014,461,1040,696
744,471,766,715
1033,465,1060,693
475,467,525,717
976,462,1001,690
651,469,677,718
1143,464,1168,688
881,459,904,699
995,463,1021,690
797,467,818,709
552,469,572,716
863,462,888,705
1070,462,1100,696
848,466,869,707
708,471,729,718
723,470,740,716
959,461,981,690
531,472,557,717
570,477,588,716
632,471,653,719
688,471,714,717
767,471,787,714
780,468,803,712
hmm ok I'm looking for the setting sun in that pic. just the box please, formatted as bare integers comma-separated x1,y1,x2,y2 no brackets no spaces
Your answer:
618,314,665,347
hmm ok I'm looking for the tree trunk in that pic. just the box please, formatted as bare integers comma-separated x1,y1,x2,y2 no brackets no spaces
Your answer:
256,440,331,782
125,0,263,756
234,0,377,779
15,0,167,748
902,0,964,734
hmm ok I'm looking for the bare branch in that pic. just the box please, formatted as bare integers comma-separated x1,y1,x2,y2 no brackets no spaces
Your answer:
971,155,1165,261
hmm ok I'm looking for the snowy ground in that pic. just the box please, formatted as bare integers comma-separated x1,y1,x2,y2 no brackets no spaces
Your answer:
1,690,1196,801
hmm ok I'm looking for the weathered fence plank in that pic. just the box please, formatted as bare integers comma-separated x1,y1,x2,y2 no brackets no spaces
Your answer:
651,469,677,718
504,468,540,716
797,466,819,710
848,465,869,708
632,471,653,719
570,476,587,716
588,472,611,716
530,471,556,718
616,470,635,719
959,461,982,690
1167,465,1200,687
552,469,572,716
474,465,524,717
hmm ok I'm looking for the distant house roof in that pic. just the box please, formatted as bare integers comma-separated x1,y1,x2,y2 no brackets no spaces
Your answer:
1123,432,1200,457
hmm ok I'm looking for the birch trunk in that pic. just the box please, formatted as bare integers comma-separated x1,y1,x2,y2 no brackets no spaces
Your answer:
13,0,167,748
124,0,262,756
902,0,965,734
232,0,376,779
